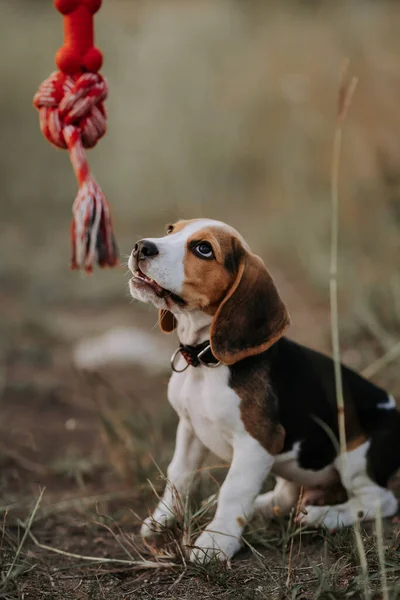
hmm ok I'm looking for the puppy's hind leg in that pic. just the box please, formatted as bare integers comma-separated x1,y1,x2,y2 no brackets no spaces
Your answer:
299,441,398,529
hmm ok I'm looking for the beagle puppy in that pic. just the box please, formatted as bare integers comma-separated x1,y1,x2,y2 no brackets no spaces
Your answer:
128,218,400,564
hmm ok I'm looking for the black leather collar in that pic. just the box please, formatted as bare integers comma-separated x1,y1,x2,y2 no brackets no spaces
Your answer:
171,341,220,372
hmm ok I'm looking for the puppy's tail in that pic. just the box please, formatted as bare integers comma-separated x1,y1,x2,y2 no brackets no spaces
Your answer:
367,408,400,488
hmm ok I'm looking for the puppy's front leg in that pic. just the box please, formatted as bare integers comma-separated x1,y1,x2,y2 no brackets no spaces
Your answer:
141,418,207,540
191,435,274,563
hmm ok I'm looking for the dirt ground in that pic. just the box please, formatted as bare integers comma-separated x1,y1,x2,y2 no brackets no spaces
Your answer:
0,265,399,600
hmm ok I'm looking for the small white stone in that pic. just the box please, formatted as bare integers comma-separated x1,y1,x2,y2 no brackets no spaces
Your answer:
65,418,77,431
73,326,170,373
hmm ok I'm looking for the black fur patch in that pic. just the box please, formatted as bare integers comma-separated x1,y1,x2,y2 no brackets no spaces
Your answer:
367,410,400,487
229,337,400,483
169,292,186,307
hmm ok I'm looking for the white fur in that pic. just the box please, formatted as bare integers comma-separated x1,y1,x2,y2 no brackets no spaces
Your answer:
377,394,396,410
176,310,213,346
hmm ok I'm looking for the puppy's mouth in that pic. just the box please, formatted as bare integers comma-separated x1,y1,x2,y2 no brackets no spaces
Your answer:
130,262,186,306
132,267,169,298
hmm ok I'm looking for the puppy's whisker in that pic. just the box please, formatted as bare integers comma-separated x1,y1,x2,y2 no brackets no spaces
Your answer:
150,319,161,333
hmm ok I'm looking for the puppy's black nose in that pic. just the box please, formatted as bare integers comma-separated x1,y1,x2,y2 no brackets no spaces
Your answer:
134,240,159,259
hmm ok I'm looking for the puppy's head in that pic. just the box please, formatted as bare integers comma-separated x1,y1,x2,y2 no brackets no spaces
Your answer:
129,219,290,364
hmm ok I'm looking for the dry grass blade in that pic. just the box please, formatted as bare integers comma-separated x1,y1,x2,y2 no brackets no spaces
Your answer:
330,61,359,459
27,531,177,570
330,62,371,600
362,341,400,379
33,490,139,521
285,488,304,589
93,519,136,563
0,444,50,476
352,520,370,599
241,537,283,592
375,501,389,600
1,488,45,590
0,510,8,555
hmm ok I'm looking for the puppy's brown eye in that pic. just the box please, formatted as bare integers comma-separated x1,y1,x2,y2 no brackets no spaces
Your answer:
193,241,214,259
166,224,174,234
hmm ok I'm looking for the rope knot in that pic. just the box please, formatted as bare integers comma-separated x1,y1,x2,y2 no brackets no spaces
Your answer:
33,71,118,271
33,71,108,150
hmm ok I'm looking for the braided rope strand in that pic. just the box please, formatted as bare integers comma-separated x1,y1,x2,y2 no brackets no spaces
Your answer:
34,72,118,271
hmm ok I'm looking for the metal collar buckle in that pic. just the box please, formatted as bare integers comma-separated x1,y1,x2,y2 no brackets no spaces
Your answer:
197,344,221,368
170,347,189,372
170,343,221,373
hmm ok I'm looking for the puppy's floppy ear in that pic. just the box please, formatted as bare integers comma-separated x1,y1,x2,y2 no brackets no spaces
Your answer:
158,309,177,333
210,252,290,365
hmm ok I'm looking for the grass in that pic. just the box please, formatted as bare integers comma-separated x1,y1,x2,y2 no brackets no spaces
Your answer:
0,491,44,599
3,439,398,599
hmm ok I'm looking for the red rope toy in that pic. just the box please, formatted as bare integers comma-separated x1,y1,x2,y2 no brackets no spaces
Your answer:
33,0,118,272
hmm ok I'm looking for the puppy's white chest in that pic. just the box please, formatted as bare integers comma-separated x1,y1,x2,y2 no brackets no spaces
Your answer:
168,363,243,461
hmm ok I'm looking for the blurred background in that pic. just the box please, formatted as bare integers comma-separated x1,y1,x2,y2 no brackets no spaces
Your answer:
2,0,400,346
0,0,400,592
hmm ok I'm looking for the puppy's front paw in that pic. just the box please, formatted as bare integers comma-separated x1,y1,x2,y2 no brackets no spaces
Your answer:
190,527,241,564
140,516,161,540
140,512,175,541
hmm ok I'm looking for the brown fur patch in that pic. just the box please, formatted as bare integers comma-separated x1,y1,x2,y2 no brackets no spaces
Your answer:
168,219,205,235
230,362,286,455
159,309,177,333
239,400,285,455
236,516,246,527
303,480,348,506
345,434,368,452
